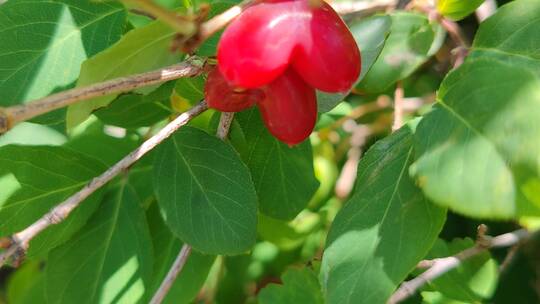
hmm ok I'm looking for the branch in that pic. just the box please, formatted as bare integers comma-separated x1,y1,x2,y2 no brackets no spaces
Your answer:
0,101,208,268
216,112,235,139
149,245,192,304
0,0,393,134
388,229,531,304
148,111,235,304
439,18,469,68
0,57,205,134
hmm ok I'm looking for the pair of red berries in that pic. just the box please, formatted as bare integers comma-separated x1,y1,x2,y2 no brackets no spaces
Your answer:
205,0,361,145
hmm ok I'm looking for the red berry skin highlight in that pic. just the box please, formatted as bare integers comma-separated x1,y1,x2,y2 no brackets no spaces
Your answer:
217,0,361,93
292,2,361,93
257,68,317,145
217,1,309,89
205,68,264,112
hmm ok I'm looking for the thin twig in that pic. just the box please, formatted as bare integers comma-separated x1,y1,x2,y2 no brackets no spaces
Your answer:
335,125,371,199
499,244,520,274
388,229,531,304
216,112,235,140
319,97,391,139
149,111,235,304
129,8,157,20
415,5,469,68
392,81,404,132
0,101,208,268
0,0,393,134
149,245,193,304
0,58,205,134
439,18,469,68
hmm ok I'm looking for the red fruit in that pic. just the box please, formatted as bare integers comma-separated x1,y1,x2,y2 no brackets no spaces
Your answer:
257,68,317,145
205,67,264,112
217,0,361,93
217,1,309,88
292,2,361,92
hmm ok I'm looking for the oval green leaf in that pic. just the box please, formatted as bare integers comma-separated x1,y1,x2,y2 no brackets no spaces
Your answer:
0,0,126,106
321,126,446,304
45,184,153,304
317,15,392,112
153,126,257,255
437,0,485,21
358,12,443,93
233,109,319,221
66,20,184,128
0,145,107,257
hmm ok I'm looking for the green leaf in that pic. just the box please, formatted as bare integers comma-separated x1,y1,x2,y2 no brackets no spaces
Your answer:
145,203,216,304
45,183,153,304
258,268,324,304
174,75,206,104
153,126,257,254
196,1,240,56
0,0,126,106
412,1,540,220
95,81,174,129
0,146,106,257
66,19,183,128
126,154,156,206
352,15,393,85
321,126,446,304
492,237,540,304
0,123,66,147
421,291,469,304
64,120,140,166
437,0,485,21
469,0,540,76
7,261,46,304
258,212,321,250
358,12,442,93
214,255,251,303
423,238,498,302
317,15,392,112
233,109,319,220
411,59,540,219
316,92,346,114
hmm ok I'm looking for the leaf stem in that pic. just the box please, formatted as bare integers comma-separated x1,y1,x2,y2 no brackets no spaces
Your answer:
0,101,208,268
